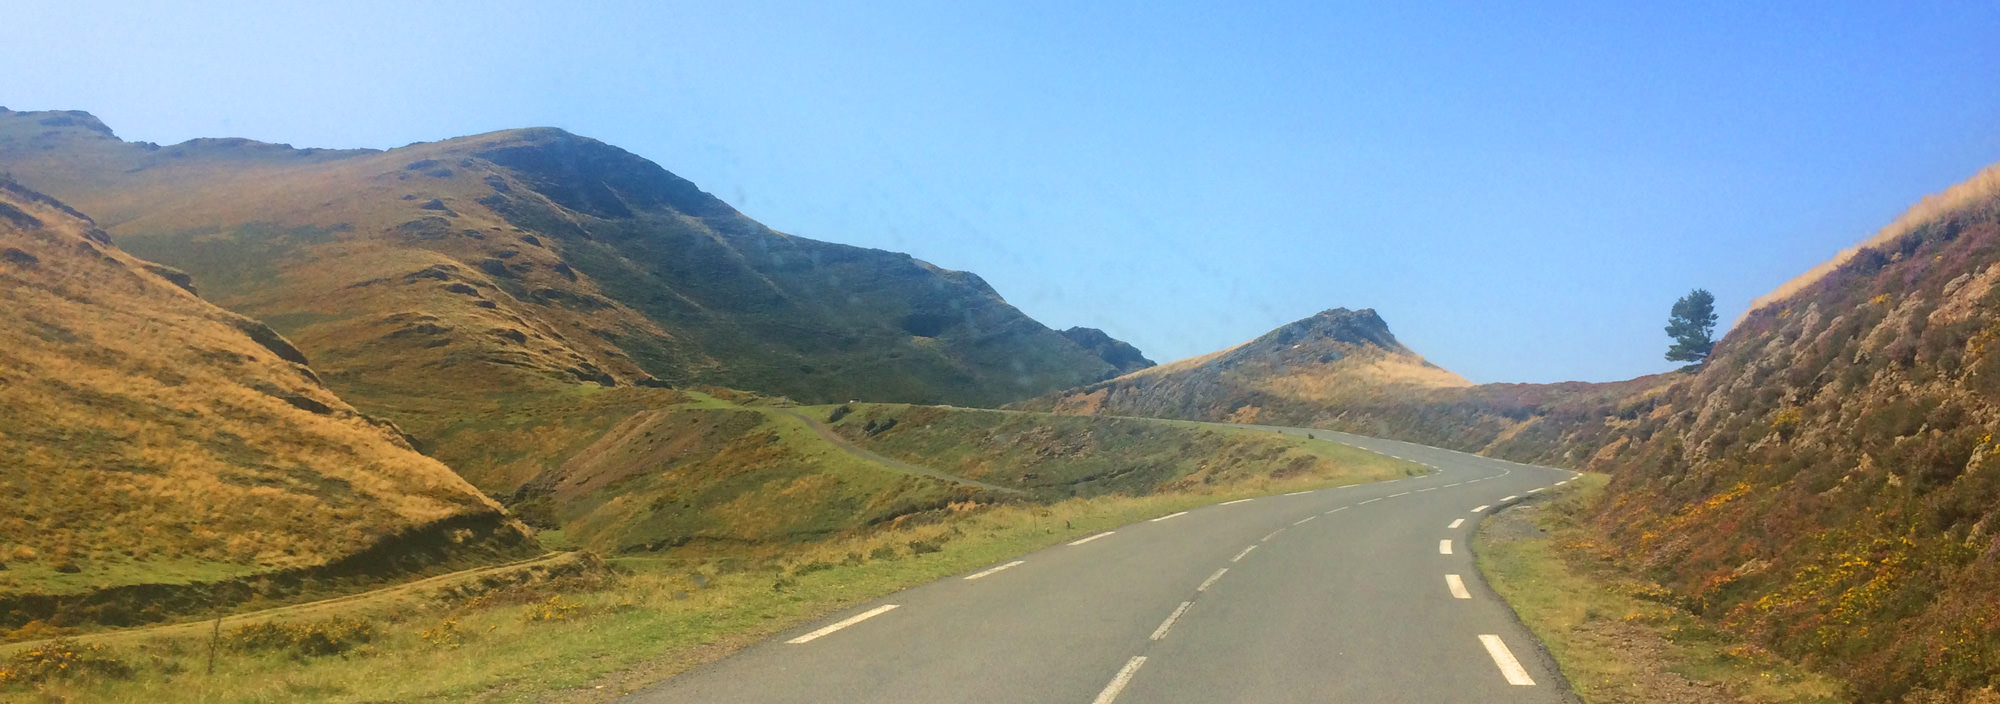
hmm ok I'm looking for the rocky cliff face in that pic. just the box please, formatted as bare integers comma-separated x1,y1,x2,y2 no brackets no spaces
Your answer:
1060,326,1155,376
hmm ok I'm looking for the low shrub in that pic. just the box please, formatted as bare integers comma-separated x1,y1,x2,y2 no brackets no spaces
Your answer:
225,617,378,658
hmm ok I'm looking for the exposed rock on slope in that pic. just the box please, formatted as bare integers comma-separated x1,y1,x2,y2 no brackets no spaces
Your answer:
0,108,1115,416
0,180,536,628
1578,162,2000,701
1060,326,1155,376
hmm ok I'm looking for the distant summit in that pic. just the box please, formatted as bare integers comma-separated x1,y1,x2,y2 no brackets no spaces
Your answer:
1024,307,1467,424
1061,326,1155,376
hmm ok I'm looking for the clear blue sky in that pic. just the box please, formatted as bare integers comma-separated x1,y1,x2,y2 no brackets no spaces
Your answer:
10,1,2000,383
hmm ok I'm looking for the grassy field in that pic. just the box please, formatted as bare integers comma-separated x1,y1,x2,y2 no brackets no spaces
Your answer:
1476,474,1847,704
2,437,1415,702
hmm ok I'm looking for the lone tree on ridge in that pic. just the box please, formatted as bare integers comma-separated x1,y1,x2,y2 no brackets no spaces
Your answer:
1664,288,1717,364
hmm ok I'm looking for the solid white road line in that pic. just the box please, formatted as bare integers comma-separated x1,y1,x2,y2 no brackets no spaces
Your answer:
1446,574,1472,599
1150,602,1193,641
1198,568,1229,592
1293,516,1316,526
1359,498,1381,505
1479,634,1537,685
1093,656,1149,704
1449,518,1465,529
787,605,900,644
1472,505,1490,513
1151,511,1189,522
964,561,1025,580
1439,539,1454,555
1220,498,1254,506
1501,495,1519,502
1231,545,1258,562
1068,531,1116,546
1284,490,1313,496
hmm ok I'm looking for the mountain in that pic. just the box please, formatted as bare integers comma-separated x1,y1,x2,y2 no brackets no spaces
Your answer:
0,179,536,631
1059,326,1155,375
0,108,1116,412
1572,163,2000,701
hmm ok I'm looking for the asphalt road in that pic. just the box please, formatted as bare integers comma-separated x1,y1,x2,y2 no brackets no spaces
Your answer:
625,425,1581,703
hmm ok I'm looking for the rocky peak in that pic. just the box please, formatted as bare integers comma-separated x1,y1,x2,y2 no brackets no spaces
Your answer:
1061,326,1156,375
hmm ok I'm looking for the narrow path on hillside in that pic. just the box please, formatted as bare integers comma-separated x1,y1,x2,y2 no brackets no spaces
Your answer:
768,408,1026,495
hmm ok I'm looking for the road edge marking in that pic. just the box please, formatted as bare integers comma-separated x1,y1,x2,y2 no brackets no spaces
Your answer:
1439,539,1454,555
1479,634,1537,685
787,604,899,644
1449,518,1465,529
1446,574,1471,599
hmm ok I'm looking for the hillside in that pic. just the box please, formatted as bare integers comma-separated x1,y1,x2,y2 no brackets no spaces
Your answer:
0,108,1125,418
1575,162,2000,701
1022,307,1669,464
0,179,536,632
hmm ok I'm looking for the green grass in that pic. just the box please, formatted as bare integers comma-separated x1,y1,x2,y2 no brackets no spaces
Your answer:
5,445,1413,703
1475,474,1847,704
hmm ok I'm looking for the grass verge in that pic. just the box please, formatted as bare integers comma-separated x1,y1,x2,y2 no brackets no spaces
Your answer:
1475,473,1847,704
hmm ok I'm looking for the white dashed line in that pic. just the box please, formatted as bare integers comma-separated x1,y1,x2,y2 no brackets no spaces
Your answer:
1444,483,1462,488
1261,529,1284,542
1231,545,1257,562
1293,515,1316,526
1068,531,1115,546
1151,511,1189,523
1439,540,1454,555
1360,498,1381,505
1150,602,1193,641
1501,495,1519,502
964,561,1024,580
787,605,899,644
1416,487,1437,493
1198,568,1229,592
1555,480,1570,486
1446,574,1472,599
1527,488,1545,494
1324,506,1349,516
1389,492,1411,498
1284,490,1313,496
1479,635,1537,685
1471,505,1489,513
1092,656,1149,704
1449,518,1465,529
1220,498,1254,506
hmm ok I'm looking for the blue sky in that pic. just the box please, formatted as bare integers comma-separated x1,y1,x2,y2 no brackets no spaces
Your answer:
9,1,2000,383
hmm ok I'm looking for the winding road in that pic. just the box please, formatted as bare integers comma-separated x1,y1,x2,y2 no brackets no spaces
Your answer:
624,426,1580,703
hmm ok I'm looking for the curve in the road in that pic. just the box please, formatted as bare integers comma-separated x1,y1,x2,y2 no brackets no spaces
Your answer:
625,425,1581,704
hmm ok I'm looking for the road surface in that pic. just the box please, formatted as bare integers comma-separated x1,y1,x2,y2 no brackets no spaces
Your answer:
624,426,1580,703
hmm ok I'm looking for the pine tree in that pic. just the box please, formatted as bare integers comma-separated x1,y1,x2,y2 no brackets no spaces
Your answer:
1665,288,1717,364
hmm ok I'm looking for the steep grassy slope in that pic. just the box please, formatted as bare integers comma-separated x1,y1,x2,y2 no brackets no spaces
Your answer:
1576,163,2000,701
1024,307,1670,464
0,180,536,631
0,108,1121,414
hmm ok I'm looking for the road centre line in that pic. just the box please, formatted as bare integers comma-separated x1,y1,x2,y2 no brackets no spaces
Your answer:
1220,498,1254,505
1198,568,1229,592
1449,518,1465,529
1092,656,1148,704
1068,531,1115,546
1444,483,1462,487
1446,574,1472,599
1440,539,1454,555
1528,488,1545,494
1150,602,1193,641
1324,506,1349,515
1151,511,1189,522
1231,545,1257,562
1359,498,1381,505
787,605,900,644
964,561,1024,580
1284,489,1313,496
1501,495,1519,502
1472,505,1490,513
1479,635,1537,685
1556,480,1570,486
1293,515,1316,526
1261,529,1285,542
1390,492,1411,497
1416,487,1437,492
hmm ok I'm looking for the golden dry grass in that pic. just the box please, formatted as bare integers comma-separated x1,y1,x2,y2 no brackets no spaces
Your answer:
0,182,513,596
